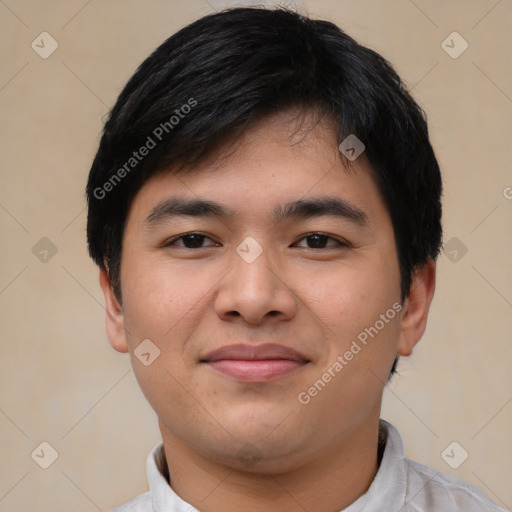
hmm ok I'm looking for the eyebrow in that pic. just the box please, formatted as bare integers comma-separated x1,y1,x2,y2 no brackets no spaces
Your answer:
144,196,368,226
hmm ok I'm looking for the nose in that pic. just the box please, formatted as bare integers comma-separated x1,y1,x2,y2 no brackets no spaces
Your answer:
214,241,297,326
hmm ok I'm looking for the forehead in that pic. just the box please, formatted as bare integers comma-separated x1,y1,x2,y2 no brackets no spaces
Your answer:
126,109,387,228
194,108,345,175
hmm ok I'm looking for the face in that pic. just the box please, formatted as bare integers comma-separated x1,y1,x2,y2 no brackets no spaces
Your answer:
101,110,433,473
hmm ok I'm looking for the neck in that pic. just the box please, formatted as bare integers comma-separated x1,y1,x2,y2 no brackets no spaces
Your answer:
159,416,382,512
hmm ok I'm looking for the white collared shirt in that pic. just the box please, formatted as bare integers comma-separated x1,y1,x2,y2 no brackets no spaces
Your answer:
112,420,506,511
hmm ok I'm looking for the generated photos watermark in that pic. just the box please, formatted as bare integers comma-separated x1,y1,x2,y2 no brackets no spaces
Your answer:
298,301,403,405
93,97,197,200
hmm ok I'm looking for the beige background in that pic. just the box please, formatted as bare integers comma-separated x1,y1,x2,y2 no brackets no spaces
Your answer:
1,0,511,510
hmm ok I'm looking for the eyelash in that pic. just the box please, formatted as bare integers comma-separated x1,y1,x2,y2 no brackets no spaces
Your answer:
162,232,349,250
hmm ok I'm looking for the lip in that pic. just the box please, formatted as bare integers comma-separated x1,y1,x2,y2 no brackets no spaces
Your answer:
201,343,310,382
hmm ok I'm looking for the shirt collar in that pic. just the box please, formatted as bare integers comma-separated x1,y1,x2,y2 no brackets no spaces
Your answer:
146,419,407,511
344,419,407,510
146,442,192,511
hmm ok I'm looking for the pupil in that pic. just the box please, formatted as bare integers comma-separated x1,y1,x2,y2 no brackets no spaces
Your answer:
308,234,327,248
184,234,204,248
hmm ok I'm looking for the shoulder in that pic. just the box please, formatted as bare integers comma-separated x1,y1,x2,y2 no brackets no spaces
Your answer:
404,458,507,511
109,491,152,512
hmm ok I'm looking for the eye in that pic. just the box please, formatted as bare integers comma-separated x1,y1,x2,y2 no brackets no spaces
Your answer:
162,233,219,249
293,233,348,249
162,232,348,250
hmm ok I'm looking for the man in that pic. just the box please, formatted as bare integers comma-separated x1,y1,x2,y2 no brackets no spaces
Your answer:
86,6,506,511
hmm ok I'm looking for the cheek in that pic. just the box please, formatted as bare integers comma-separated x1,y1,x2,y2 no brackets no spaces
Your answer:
119,259,211,419
306,257,400,332
120,255,216,342
309,253,402,378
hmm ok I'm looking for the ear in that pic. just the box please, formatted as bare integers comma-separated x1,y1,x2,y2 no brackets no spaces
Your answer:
99,268,129,353
397,258,436,356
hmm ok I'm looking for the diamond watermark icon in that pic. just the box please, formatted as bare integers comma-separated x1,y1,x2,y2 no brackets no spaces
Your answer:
237,442,263,469
134,339,161,366
444,236,468,263
31,32,59,59
31,441,59,469
32,237,58,263
441,441,469,469
236,236,263,263
441,32,468,59
339,134,365,161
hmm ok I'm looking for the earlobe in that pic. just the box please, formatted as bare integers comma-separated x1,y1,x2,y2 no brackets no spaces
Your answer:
99,268,129,353
397,258,436,356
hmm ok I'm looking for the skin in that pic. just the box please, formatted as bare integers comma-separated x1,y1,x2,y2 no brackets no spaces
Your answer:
100,109,436,512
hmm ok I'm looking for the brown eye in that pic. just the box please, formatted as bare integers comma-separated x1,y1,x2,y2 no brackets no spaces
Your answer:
294,233,347,249
164,233,218,249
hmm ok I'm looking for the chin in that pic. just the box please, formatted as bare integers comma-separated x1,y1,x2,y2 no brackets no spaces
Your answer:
210,438,309,475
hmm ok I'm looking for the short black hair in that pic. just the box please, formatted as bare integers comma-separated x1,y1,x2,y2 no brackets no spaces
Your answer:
86,7,442,360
